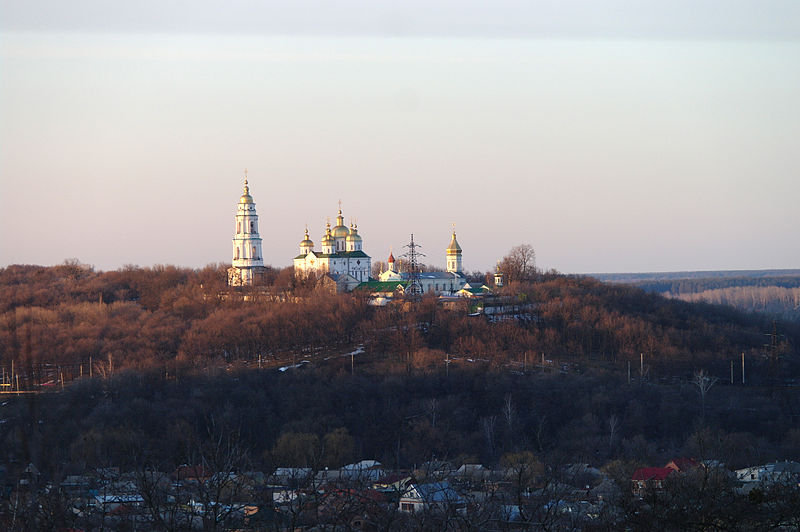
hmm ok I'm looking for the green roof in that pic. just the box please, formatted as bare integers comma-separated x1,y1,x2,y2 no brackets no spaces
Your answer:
343,250,370,258
354,281,408,292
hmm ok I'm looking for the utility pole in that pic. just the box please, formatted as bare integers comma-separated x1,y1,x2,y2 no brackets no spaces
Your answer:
446,352,449,377
628,360,631,385
351,351,355,375
730,360,734,384
742,352,745,385
640,353,644,382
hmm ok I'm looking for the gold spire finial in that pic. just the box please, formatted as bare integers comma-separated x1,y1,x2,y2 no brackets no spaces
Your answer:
452,222,456,235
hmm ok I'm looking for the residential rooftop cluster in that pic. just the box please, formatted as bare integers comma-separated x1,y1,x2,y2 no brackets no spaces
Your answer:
3,456,800,530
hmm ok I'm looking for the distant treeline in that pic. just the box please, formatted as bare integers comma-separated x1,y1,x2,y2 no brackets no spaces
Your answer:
591,269,800,284
633,276,800,296
623,276,800,321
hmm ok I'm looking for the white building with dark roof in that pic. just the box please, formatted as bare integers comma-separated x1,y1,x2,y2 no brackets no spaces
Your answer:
293,204,371,288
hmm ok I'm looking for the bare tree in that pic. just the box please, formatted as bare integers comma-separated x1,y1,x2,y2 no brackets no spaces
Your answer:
692,370,718,420
480,416,497,461
608,415,620,448
498,244,537,283
503,394,516,449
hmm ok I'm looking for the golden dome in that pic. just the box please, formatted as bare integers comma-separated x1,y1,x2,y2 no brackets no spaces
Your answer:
332,208,349,238
300,228,314,248
446,231,462,253
346,224,362,242
321,222,334,244
239,179,254,204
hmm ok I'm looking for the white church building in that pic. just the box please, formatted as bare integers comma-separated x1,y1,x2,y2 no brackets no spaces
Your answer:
293,205,371,291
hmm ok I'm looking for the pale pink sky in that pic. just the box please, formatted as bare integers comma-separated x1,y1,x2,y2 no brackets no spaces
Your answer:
1,1,799,273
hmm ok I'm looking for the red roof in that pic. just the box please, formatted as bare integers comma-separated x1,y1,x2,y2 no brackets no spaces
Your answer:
172,465,212,481
388,252,395,262
665,458,700,472
632,467,673,481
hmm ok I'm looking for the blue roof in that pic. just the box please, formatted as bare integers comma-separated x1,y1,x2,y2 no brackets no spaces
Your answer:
415,482,464,503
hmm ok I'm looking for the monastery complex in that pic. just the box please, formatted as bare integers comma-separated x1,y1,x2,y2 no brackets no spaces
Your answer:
226,179,501,297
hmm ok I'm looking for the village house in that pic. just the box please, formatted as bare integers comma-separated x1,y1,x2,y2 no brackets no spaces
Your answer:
631,467,673,496
399,481,466,515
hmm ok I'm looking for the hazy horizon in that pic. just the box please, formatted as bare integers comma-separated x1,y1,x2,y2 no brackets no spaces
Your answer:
2,1,799,274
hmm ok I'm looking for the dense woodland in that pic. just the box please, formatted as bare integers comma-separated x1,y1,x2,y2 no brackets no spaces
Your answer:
1,260,799,479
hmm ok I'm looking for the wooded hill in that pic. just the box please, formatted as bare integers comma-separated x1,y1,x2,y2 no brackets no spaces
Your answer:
1,262,800,496
0,262,798,383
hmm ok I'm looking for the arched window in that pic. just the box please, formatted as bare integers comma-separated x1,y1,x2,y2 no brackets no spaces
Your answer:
252,246,257,257
235,247,240,260
237,222,241,234
250,221,254,232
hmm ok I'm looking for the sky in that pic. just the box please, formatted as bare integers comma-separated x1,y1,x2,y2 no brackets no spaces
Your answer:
1,1,799,274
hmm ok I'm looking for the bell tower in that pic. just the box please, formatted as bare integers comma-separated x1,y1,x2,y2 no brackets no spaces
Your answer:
228,173,267,286
446,228,463,275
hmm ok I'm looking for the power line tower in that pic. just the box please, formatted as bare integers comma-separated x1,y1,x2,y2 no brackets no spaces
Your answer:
402,233,425,300
764,319,784,386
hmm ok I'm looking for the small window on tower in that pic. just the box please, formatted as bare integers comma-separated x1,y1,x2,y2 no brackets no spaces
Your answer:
250,221,254,232
237,222,241,234
252,246,257,257
235,247,240,260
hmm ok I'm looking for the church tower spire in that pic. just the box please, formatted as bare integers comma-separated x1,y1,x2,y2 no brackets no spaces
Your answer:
446,227,463,275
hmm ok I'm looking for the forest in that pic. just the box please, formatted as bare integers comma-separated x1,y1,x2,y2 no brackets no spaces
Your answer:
1,260,800,529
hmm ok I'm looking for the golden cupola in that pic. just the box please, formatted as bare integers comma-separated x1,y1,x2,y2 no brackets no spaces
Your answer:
446,231,462,254
239,179,254,204
332,208,349,239
346,223,362,243
300,227,314,254
321,222,334,245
